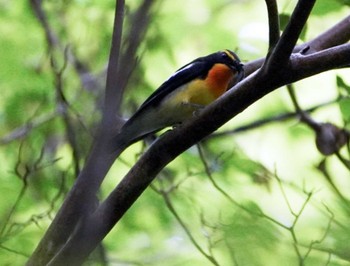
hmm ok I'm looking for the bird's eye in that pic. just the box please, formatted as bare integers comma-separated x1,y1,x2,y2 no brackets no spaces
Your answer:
221,51,229,58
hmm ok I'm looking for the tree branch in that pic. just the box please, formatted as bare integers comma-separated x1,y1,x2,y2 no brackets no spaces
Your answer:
0,111,59,145
26,1,125,265
114,0,155,114
29,0,96,91
292,43,350,79
102,0,125,123
263,0,316,72
45,40,350,265
302,15,350,54
157,188,220,266
245,13,350,76
265,0,280,54
209,97,340,139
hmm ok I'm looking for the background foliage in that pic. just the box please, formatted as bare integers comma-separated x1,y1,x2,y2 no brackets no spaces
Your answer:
0,0,350,265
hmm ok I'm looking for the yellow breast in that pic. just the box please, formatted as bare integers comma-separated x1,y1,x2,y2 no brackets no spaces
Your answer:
171,63,234,106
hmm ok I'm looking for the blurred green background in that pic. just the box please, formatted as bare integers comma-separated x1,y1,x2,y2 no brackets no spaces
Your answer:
1,0,350,265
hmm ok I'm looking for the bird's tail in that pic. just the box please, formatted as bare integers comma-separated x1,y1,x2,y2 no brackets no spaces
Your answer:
110,131,134,157
110,115,159,157
110,124,150,157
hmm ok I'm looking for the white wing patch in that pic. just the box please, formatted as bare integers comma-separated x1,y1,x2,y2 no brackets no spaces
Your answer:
168,63,196,80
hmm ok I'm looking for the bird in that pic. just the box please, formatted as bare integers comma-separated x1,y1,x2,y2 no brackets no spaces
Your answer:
111,49,244,154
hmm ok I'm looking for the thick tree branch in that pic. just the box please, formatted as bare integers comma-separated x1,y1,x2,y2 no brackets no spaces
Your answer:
292,43,350,79
26,1,125,265
302,15,350,54
263,0,316,72
51,47,82,175
46,42,350,265
245,13,350,76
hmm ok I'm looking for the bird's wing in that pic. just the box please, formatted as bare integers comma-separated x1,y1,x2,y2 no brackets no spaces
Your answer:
135,58,210,112
117,58,210,144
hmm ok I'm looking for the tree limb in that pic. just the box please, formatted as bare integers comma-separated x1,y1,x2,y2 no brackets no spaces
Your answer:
46,41,350,265
102,0,125,124
263,0,316,72
114,0,155,114
302,15,350,54
26,1,125,265
264,0,280,54
0,111,59,145
29,0,95,90
245,14,350,76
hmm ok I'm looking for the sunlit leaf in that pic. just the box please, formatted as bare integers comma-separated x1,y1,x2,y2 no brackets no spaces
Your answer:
312,0,344,15
279,13,307,41
339,98,350,122
337,75,350,95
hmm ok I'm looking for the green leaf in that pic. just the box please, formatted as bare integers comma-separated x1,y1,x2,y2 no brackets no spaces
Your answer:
279,13,290,32
312,0,344,15
339,98,350,122
336,75,350,95
279,13,307,41
337,0,350,6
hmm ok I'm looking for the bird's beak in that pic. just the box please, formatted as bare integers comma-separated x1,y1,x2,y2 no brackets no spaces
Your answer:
227,63,244,90
236,63,245,82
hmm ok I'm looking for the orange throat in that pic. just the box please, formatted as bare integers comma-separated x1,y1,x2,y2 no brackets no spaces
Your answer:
206,63,234,98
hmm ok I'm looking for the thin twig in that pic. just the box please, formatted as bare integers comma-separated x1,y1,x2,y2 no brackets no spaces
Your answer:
51,46,81,175
0,244,30,258
197,144,288,229
275,173,314,265
0,144,29,238
317,159,350,209
29,0,96,90
335,151,350,171
303,204,334,261
286,84,320,130
158,189,221,266
0,145,61,239
0,111,59,145
209,97,339,140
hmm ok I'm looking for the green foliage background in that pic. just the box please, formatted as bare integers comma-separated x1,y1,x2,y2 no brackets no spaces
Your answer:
0,0,350,265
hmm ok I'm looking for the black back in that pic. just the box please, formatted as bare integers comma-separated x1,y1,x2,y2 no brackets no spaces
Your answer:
125,50,243,126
